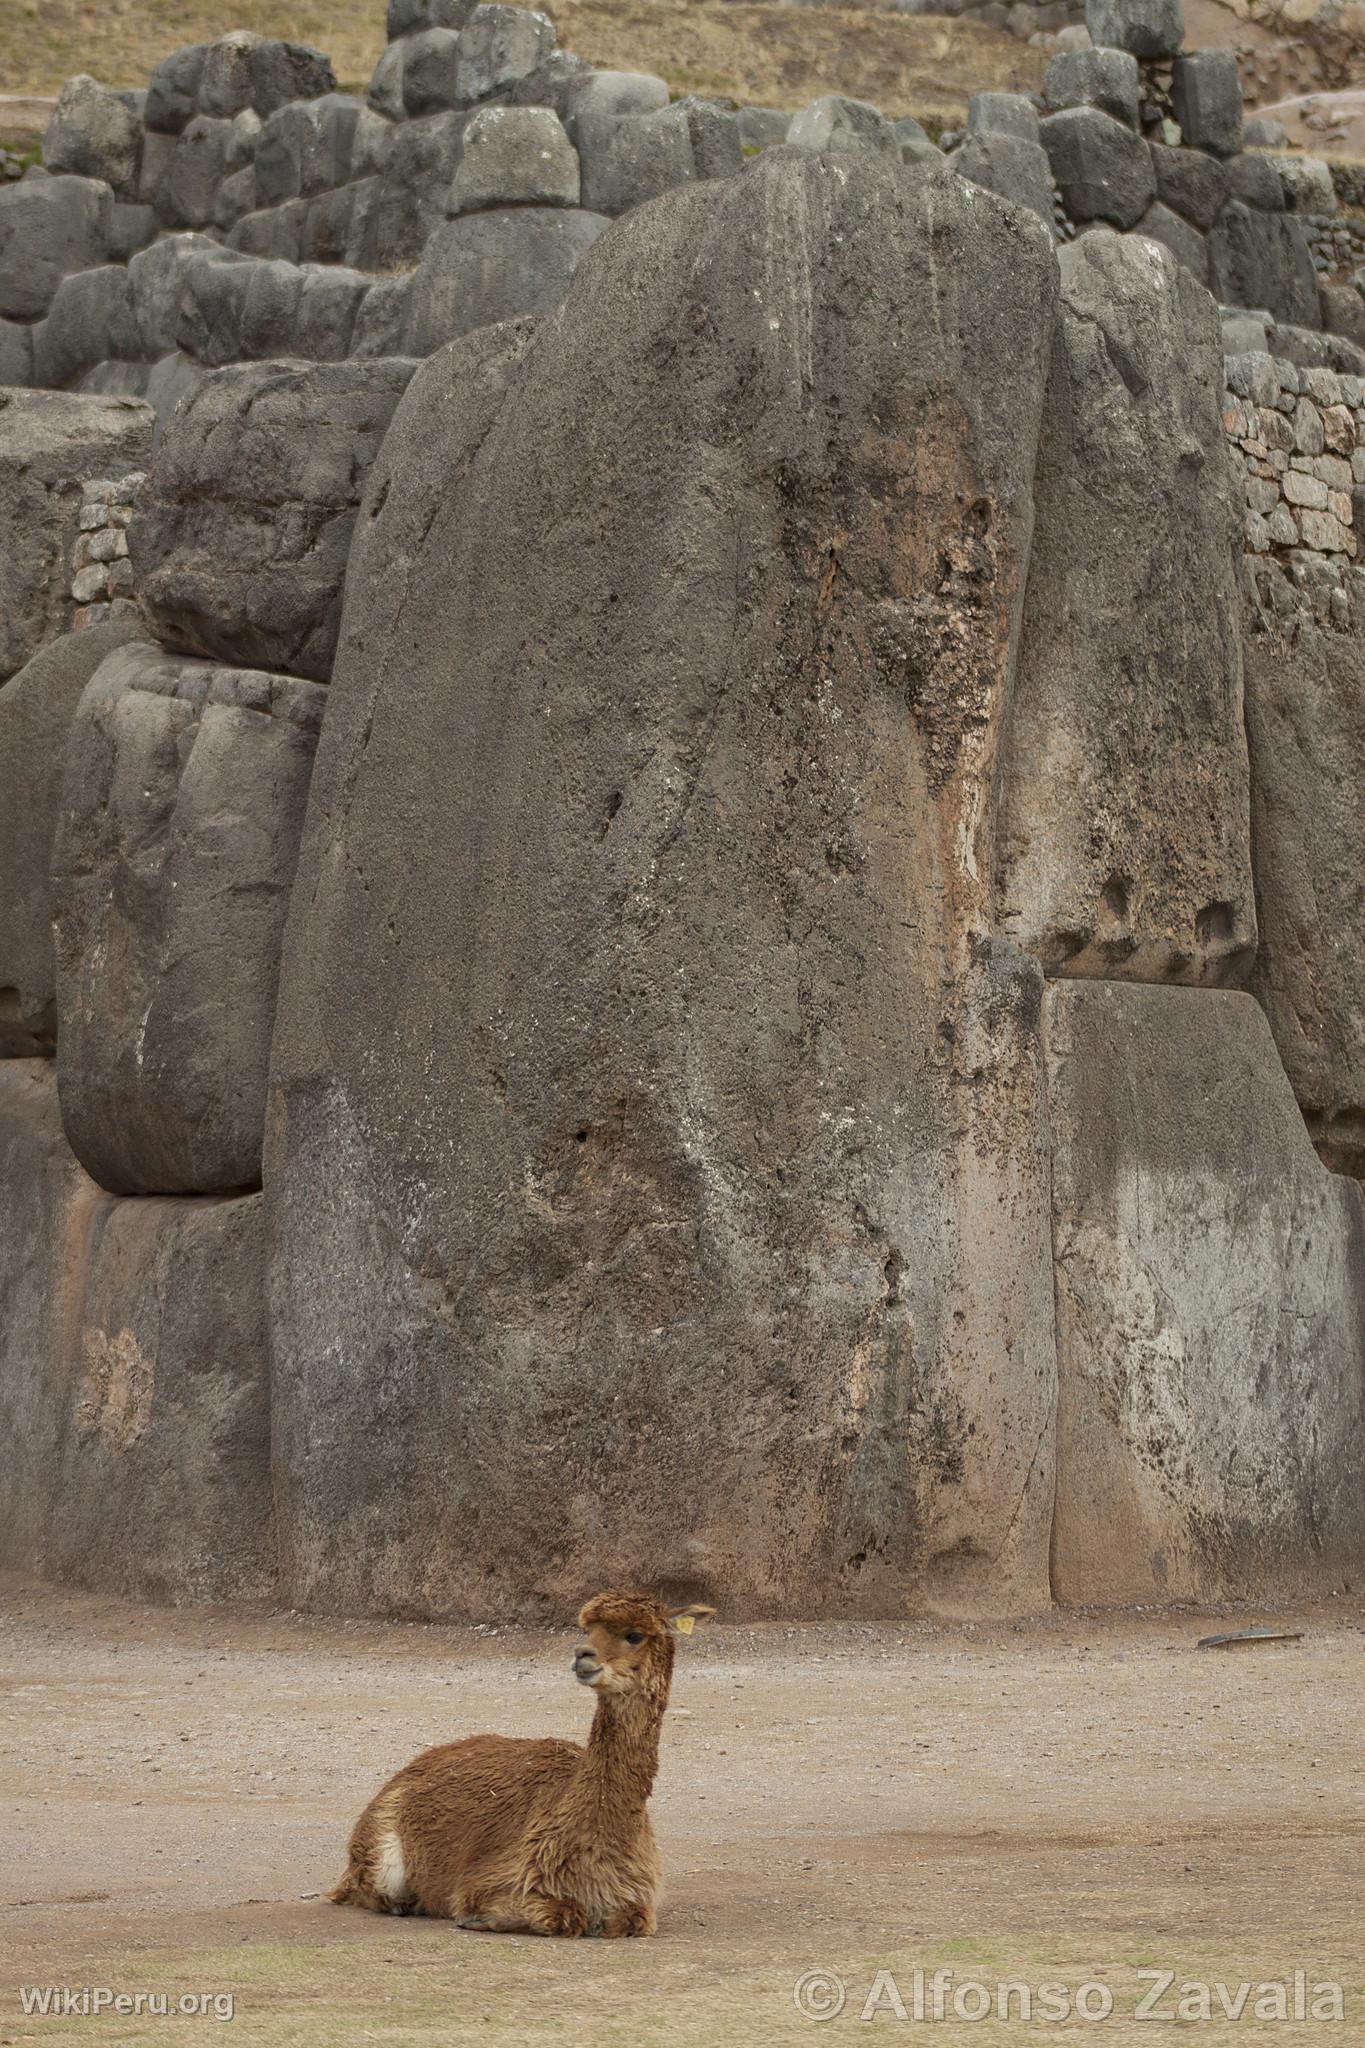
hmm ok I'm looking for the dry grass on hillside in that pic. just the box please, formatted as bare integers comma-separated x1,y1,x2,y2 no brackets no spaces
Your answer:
0,0,1042,121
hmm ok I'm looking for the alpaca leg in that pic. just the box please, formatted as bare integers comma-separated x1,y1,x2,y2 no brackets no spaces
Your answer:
599,1901,657,1938
450,1887,587,1936
329,1866,390,1914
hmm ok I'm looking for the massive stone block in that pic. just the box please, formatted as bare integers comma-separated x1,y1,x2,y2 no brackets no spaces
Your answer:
51,642,325,1196
43,75,143,200
267,155,1063,1622
1243,607,1365,1178
0,1062,274,1601
0,389,153,683
1046,981,1365,1604
0,1062,102,1574
996,232,1254,983
0,173,112,322
406,205,606,352
0,622,145,1056
1208,202,1320,329
128,357,416,682
41,1187,275,1603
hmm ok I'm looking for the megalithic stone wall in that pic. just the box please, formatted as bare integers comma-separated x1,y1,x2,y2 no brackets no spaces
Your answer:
265,153,1064,1620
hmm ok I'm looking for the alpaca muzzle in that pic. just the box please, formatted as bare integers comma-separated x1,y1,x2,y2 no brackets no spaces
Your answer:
572,1649,602,1686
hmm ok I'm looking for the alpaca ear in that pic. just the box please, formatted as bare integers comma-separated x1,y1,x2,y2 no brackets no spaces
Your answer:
667,1604,716,1636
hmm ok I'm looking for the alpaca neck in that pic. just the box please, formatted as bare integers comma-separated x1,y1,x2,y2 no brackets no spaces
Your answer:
572,1689,667,1835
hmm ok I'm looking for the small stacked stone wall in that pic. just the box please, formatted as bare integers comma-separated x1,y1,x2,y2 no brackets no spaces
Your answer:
1225,349,1365,626
70,473,142,627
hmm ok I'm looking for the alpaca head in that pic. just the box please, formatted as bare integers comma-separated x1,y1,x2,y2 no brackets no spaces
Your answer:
572,1591,714,1701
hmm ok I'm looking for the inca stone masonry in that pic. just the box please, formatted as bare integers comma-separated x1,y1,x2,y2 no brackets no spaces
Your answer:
1,0,1362,1619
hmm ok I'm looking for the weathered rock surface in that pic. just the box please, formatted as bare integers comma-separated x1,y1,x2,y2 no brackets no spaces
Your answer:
1243,608,1365,1177
406,205,606,351
267,154,1063,1622
449,103,579,213
1042,105,1155,227
1085,0,1183,60
954,131,1055,226
51,642,325,1195
1171,50,1243,158
0,1058,275,1601
0,622,145,1056
0,174,112,322
43,74,143,198
1208,202,1320,328
129,357,416,682
0,389,153,683
1046,980,1365,1604
996,233,1253,983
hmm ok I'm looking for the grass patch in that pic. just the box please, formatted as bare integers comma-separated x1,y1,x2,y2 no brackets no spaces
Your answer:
0,0,1042,125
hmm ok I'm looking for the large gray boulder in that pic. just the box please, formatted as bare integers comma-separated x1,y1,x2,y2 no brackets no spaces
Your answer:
1041,105,1156,226
1043,48,1140,127
266,154,1063,1622
406,205,607,351
1208,201,1320,327
0,1063,101,1575
129,357,416,682
0,622,144,1055
0,174,112,321
997,232,1252,982
155,112,234,228
575,102,699,215
31,265,141,389
1046,980,1365,1604
146,43,210,135
953,131,1055,226
1244,610,1365,1177
1134,199,1209,283
786,95,899,158
51,642,325,1195
0,1058,275,1600
1171,50,1243,158
0,389,153,682
1149,138,1226,227
449,104,580,213
127,230,221,356
43,75,143,199
1084,0,1183,59
455,4,555,100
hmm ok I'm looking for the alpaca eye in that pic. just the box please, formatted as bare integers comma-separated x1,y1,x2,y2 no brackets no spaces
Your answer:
624,1632,643,1645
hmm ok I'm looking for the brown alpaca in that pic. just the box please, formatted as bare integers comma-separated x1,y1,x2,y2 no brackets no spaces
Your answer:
330,1591,714,1936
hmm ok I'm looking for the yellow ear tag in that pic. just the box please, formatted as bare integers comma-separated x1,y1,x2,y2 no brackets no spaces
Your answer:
673,1614,695,1635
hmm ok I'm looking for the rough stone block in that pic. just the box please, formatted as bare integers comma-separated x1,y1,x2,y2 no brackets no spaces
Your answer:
295,265,371,358
407,204,607,351
255,94,362,206
0,1060,276,1601
402,27,462,113
32,265,141,388
174,249,302,365
954,130,1055,225
0,316,32,386
368,40,406,118
145,43,210,135
997,231,1253,982
226,199,306,262
967,89,1040,141
449,104,579,212
249,38,337,117
1171,51,1243,158
156,113,232,228
266,156,1063,1621
350,272,414,355
0,174,112,321
1043,48,1139,126
455,5,555,101
1208,201,1320,328
1084,0,1183,60
1244,610,1365,1175
1041,105,1155,226
1046,980,1365,1604
341,177,426,268
0,622,144,1054
127,230,220,355
1227,151,1284,211
129,356,416,682
562,69,669,137
51,642,324,1193
0,388,152,681
1134,197,1208,281
1149,137,1226,226
43,75,143,199
108,199,158,260
1272,151,1335,216
786,94,899,157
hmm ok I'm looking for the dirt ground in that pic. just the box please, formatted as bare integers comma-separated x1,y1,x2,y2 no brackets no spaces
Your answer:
2,1574,1363,2045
